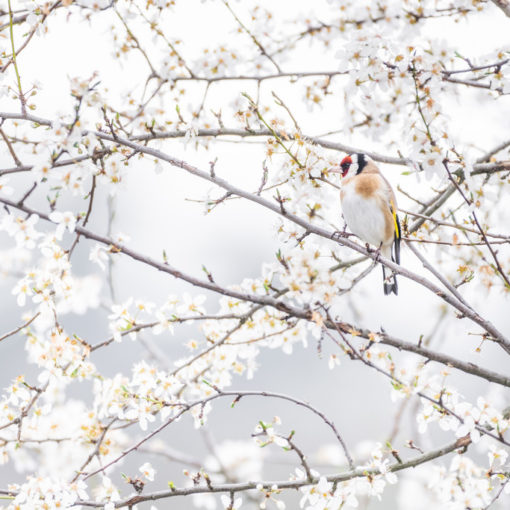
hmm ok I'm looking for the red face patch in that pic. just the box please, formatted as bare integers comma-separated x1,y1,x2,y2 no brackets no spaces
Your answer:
340,155,352,177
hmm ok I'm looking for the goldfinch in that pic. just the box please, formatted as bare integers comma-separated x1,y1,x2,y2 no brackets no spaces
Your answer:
331,153,401,295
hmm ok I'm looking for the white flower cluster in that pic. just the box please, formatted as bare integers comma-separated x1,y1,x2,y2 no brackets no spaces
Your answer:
90,278,314,435
25,327,95,379
430,450,510,509
417,389,510,443
0,375,36,432
94,361,183,431
277,241,352,307
0,375,127,477
7,231,79,313
7,477,88,510
298,443,398,509
1,222,100,376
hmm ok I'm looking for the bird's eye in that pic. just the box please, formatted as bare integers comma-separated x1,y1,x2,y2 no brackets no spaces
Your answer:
340,156,352,177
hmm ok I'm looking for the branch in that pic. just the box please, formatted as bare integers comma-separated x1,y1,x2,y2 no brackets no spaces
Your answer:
323,310,509,448
73,438,467,507
442,58,510,76
1,1,61,75
444,162,510,289
490,0,510,17
82,389,354,480
476,138,510,163
131,126,409,165
171,70,347,83
7,0,26,114
376,333,510,387
0,150,110,177
406,241,473,309
4,172,510,357
221,0,282,72
0,312,40,343
402,209,510,241
3,112,510,174
444,76,504,93
0,127,22,167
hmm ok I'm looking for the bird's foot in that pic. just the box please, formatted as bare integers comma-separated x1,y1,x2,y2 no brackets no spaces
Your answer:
366,243,382,262
331,224,353,240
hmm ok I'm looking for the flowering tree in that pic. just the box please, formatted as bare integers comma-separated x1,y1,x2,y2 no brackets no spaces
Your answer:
0,0,510,508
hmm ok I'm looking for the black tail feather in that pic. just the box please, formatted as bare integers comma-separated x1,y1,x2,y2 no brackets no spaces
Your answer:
382,265,398,295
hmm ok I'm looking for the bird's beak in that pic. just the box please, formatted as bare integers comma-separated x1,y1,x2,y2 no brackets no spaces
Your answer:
328,166,342,175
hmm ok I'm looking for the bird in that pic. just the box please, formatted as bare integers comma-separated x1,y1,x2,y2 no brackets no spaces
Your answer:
330,153,401,295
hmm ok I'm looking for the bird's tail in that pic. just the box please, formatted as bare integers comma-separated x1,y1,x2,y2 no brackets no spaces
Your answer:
382,265,398,295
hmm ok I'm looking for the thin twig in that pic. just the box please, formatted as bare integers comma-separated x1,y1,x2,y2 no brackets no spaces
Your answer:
0,312,40,343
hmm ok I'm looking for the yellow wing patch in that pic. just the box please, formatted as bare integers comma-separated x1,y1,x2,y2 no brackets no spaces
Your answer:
390,199,400,238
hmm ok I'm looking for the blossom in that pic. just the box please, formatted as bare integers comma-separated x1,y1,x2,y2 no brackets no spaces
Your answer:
153,310,175,335
139,462,156,481
31,161,53,181
1,214,41,248
10,476,88,509
455,416,481,443
48,211,77,239
253,419,288,448
12,276,33,306
300,476,335,510
421,151,445,179
328,354,340,370
95,476,121,508
487,444,508,469
0,176,14,196
177,293,207,317
89,244,109,270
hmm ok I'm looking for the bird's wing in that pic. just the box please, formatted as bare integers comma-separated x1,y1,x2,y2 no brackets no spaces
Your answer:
379,176,401,264
392,205,401,265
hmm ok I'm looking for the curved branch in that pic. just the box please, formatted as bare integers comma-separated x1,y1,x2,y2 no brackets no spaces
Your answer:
83,389,354,481
2,112,510,174
131,127,409,165
0,312,39,343
73,437,467,507
490,0,510,17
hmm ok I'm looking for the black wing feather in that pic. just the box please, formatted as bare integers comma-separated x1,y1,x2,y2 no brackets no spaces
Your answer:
393,213,401,265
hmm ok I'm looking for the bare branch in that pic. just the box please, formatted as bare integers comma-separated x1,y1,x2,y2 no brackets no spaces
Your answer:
72,438,467,507
83,389,354,480
490,0,510,17
0,312,40,343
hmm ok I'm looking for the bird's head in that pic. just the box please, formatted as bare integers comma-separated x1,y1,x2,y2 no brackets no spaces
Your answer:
330,153,369,179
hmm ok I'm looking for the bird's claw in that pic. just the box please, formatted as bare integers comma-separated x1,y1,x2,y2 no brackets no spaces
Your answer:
366,243,382,262
331,224,353,240
332,231,348,240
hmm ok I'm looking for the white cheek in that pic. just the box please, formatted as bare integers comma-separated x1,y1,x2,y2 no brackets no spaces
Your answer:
345,166,357,179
